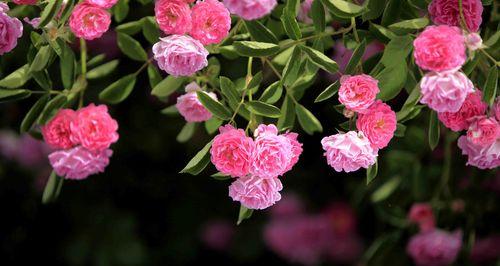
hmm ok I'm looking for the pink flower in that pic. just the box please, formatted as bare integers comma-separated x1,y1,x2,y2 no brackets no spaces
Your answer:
428,0,483,32
69,3,111,40
12,0,38,5
495,97,500,122
408,203,436,232
49,146,112,180
85,0,118,9
176,82,217,122
283,132,303,173
321,131,378,173
420,71,474,113
338,74,379,112
438,90,487,131
154,0,192,35
223,0,277,20
190,0,231,45
470,235,500,264
228,175,282,210
41,109,78,149
323,202,358,237
406,230,462,266
466,116,499,147
70,104,119,152
210,125,255,178
251,124,294,178
465,32,483,51
152,35,209,77
0,6,23,55
457,135,500,169
413,25,466,72
356,100,396,149
297,0,313,23
201,220,235,251
16,134,50,168
23,17,40,28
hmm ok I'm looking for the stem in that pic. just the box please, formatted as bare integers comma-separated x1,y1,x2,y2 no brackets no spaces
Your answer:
281,24,354,50
262,57,299,105
458,0,469,32
134,58,153,75
79,38,87,108
228,57,254,125
479,49,500,66
32,90,62,95
351,17,360,43
432,132,454,201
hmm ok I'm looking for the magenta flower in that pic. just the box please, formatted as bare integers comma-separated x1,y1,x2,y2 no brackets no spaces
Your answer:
228,175,283,210
176,82,217,122
154,0,192,35
428,0,483,32
69,3,111,40
458,135,500,169
0,4,23,55
408,203,436,232
85,0,118,9
338,74,380,112
420,71,474,113
49,146,113,180
438,90,487,131
190,0,231,45
356,100,397,149
12,0,38,5
406,230,462,266
223,0,277,20
41,109,78,150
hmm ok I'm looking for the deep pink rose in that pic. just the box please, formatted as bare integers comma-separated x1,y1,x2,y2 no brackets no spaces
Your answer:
85,0,118,9
49,146,113,180
413,25,466,72
0,5,23,55
176,82,217,122
467,116,499,147
12,0,38,5
338,74,380,112
228,175,283,210
356,100,396,149
223,0,277,20
428,0,483,32
155,0,192,35
470,235,500,264
406,230,462,266
438,90,487,131
69,3,111,40
420,71,474,113
190,0,231,45
408,203,436,233
457,135,500,169
41,109,78,149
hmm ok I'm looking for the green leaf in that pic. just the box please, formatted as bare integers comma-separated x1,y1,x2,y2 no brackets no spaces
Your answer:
205,117,223,134
116,20,143,35
315,81,339,103
233,41,280,57
33,70,53,91
428,111,440,150
0,89,32,103
86,60,119,80
394,123,406,137
362,0,385,21
301,46,339,73
113,0,129,23
396,83,421,121
38,94,68,125
211,172,231,181
237,205,254,225
381,0,401,26
389,18,429,30
177,123,196,143
151,76,187,98
278,95,296,131
281,4,302,40
282,46,302,86
484,31,500,48
219,46,239,60
58,0,75,25
366,160,378,185
180,140,213,175
59,41,75,90
369,23,397,42
247,71,263,90
244,21,278,44
87,54,107,68
160,105,178,115
246,101,281,118
42,171,64,204
259,81,283,104
29,46,53,73
197,91,232,120
320,0,366,18
380,35,413,68
376,63,407,101
311,0,326,33
147,65,162,88
345,39,366,74
21,95,50,133
482,66,498,106
220,77,240,105
38,0,64,28
117,33,148,61
142,16,160,44
295,104,323,134
99,74,137,104
0,65,30,88
371,176,401,203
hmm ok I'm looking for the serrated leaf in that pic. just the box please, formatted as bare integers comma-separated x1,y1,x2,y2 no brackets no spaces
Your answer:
259,81,283,104
38,95,68,125
428,111,440,150
177,123,196,143
29,46,52,73
246,101,281,118
151,75,187,98
244,20,278,44
42,171,64,204
197,91,232,120
482,66,498,106
220,76,240,105
20,95,50,133
366,160,378,185
301,46,339,73
86,60,119,80
233,41,280,57
282,46,302,86
180,140,213,175
315,81,339,103
117,33,148,61
99,74,136,104
281,5,302,40
295,104,322,134
0,89,32,103
0,65,30,88
345,39,366,74
142,16,160,44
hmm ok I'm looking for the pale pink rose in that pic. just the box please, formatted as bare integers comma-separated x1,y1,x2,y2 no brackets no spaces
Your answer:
465,32,483,51
457,135,500,169
428,0,483,32
229,175,282,210
467,116,499,147
12,0,38,5
210,125,255,178
41,109,78,149
49,146,113,180
420,71,474,113
23,17,40,28
283,132,303,173
470,235,500,264
269,193,305,219
408,203,436,233
69,3,111,40
338,74,380,112
200,220,235,251
297,0,313,23
85,0,118,9
0,6,23,55
406,230,462,266
223,0,277,20
176,82,217,122
152,35,209,77
154,0,192,35
413,25,466,72
190,0,231,45
70,104,119,152
495,97,500,122
438,90,488,131
321,131,377,173
356,100,396,149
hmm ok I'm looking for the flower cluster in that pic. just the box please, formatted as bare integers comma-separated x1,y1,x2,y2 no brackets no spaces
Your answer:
210,124,302,210
41,104,118,180
0,3,23,55
69,0,116,40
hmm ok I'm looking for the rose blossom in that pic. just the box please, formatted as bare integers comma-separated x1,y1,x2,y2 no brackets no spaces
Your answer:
190,0,231,45
176,82,217,122
321,131,378,173
457,135,500,169
69,3,111,40
408,203,436,232
85,0,118,9
495,97,500,122
283,132,303,173
152,35,209,77
428,0,483,32
420,71,474,113
0,4,23,55
466,116,499,147
297,0,313,23
154,0,192,35
465,32,483,51
229,175,283,210
49,146,113,180
438,90,487,131
356,100,396,149
338,74,380,112
223,0,277,20
406,230,462,266
12,0,38,5
210,125,255,178
70,104,119,152
41,109,78,149
413,25,466,72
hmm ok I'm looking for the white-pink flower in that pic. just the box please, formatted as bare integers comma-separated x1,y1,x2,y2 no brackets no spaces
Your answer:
49,146,113,180
458,135,500,170
229,175,283,210
420,71,474,113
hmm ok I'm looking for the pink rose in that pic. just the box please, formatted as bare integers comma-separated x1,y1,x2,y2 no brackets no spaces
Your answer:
494,97,500,122
321,131,378,173
85,0,118,9
210,125,255,178
413,25,466,72
465,32,483,51
190,0,231,45
152,35,209,77
466,116,499,147
283,132,303,173
438,90,487,131
228,175,282,210
49,146,112,180
470,235,500,264
154,0,192,35
406,230,462,266
408,203,436,233
429,0,483,32
297,0,313,23
0,6,23,55
356,100,396,149
420,71,474,113
12,0,38,5
70,104,119,152
338,74,380,112
69,3,111,40
457,135,500,169
41,109,78,149
223,0,277,20
176,82,217,122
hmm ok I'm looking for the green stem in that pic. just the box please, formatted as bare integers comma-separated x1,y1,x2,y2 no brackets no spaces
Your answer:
281,24,355,50
432,132,454,201
262,57,299,105
458,0,469,32
79,38,87,108
479,49,500,66
134,58,153,76
228,57,254,125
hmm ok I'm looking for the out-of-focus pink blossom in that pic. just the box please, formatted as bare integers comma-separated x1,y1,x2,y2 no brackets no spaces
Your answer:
406,230,462,266
323,202,358,237
297,0,313,23
470,235,500,264
408,203,436,232
223,0,277,20
200,220,235,251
